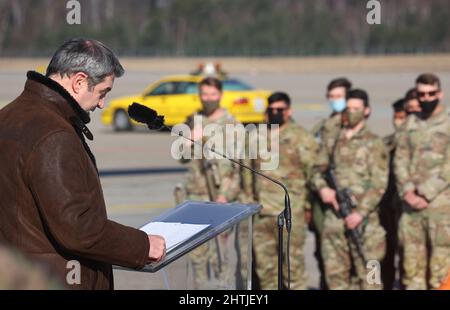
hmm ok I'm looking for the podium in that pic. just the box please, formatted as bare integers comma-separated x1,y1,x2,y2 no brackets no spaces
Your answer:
116,200,261,290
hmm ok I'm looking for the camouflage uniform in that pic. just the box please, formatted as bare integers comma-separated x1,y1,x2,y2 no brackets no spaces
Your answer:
394,107,450,289
311,124,388,290
310,113,342,289
176,110,242,289
311,114,343,157
0,245,62,289
249,120,319,290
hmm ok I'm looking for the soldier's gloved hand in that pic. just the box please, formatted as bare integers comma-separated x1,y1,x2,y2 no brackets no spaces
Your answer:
345,212,363,230
319,187,339,211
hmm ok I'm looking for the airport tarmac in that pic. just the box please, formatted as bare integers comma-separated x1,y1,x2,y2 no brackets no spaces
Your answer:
1,59,449,289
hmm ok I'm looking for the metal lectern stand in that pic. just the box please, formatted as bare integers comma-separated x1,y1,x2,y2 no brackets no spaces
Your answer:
116,200,261,290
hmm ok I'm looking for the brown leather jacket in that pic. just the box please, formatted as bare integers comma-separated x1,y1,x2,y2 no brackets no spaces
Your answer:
0,71,149,289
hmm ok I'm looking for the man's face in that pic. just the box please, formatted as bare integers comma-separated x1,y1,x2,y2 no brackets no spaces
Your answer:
405,98,421,113
346,98,368,115
344,98,370,127
265,100,291,125
327,86,347,101
199,84,222,116
416,82,443,104
76,74,114,112
393,110,407,128
199,84,222,104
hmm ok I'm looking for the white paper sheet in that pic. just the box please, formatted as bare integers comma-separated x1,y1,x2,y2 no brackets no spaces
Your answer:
140,222,210,251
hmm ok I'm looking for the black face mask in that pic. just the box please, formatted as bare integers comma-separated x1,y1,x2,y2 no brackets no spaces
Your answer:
407,111,422,118
418,99,439,119
267,109,286,126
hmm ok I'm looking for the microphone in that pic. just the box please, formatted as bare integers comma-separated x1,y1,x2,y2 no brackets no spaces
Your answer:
128,103,165,130
127,102,292,289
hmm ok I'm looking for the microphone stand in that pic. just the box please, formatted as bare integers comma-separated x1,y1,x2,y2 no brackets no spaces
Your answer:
129,105,292,290
163,123,292,290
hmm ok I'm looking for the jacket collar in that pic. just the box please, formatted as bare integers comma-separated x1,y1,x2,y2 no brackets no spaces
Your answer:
25,71,93,140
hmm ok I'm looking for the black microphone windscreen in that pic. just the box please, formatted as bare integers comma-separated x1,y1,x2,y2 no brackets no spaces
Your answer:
128,103,157,124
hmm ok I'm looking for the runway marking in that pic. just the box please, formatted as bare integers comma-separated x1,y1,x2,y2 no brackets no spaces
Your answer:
107,202,173,214
293,103,326,112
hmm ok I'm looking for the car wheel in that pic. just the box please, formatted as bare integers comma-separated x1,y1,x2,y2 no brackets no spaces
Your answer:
113,110,133,131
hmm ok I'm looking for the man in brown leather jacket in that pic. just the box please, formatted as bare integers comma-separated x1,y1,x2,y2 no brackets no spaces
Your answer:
0,39,166,289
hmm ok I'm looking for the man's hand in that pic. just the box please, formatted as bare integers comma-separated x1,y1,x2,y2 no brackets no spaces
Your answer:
215,195,227,203
404,190,418,206
345,212,363,230
319,187,339,211
404,190,429,210
147,234,166,263
413,195,429,210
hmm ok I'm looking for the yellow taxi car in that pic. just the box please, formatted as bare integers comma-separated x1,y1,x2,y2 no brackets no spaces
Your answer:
101,75,271,131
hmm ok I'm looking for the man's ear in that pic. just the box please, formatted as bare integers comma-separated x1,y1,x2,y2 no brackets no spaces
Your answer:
364,106,371,118
286,107,293,118
71,72,89,94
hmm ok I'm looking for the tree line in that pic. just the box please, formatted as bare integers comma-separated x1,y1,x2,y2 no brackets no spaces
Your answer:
0,0,449,56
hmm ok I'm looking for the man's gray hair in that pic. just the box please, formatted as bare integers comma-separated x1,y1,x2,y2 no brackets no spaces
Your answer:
46,38,124,88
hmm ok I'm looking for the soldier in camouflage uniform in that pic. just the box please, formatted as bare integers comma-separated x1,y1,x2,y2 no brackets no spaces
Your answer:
174,77,242,289
379,98,407,289
246,92,319,290
311,89,388,290
0,244,62,289
394,74,450,289
310,78,352,289
392,88,421,288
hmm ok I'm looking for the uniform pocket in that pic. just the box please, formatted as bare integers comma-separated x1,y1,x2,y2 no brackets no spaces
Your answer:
362,222,386,261
435,218,450,247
